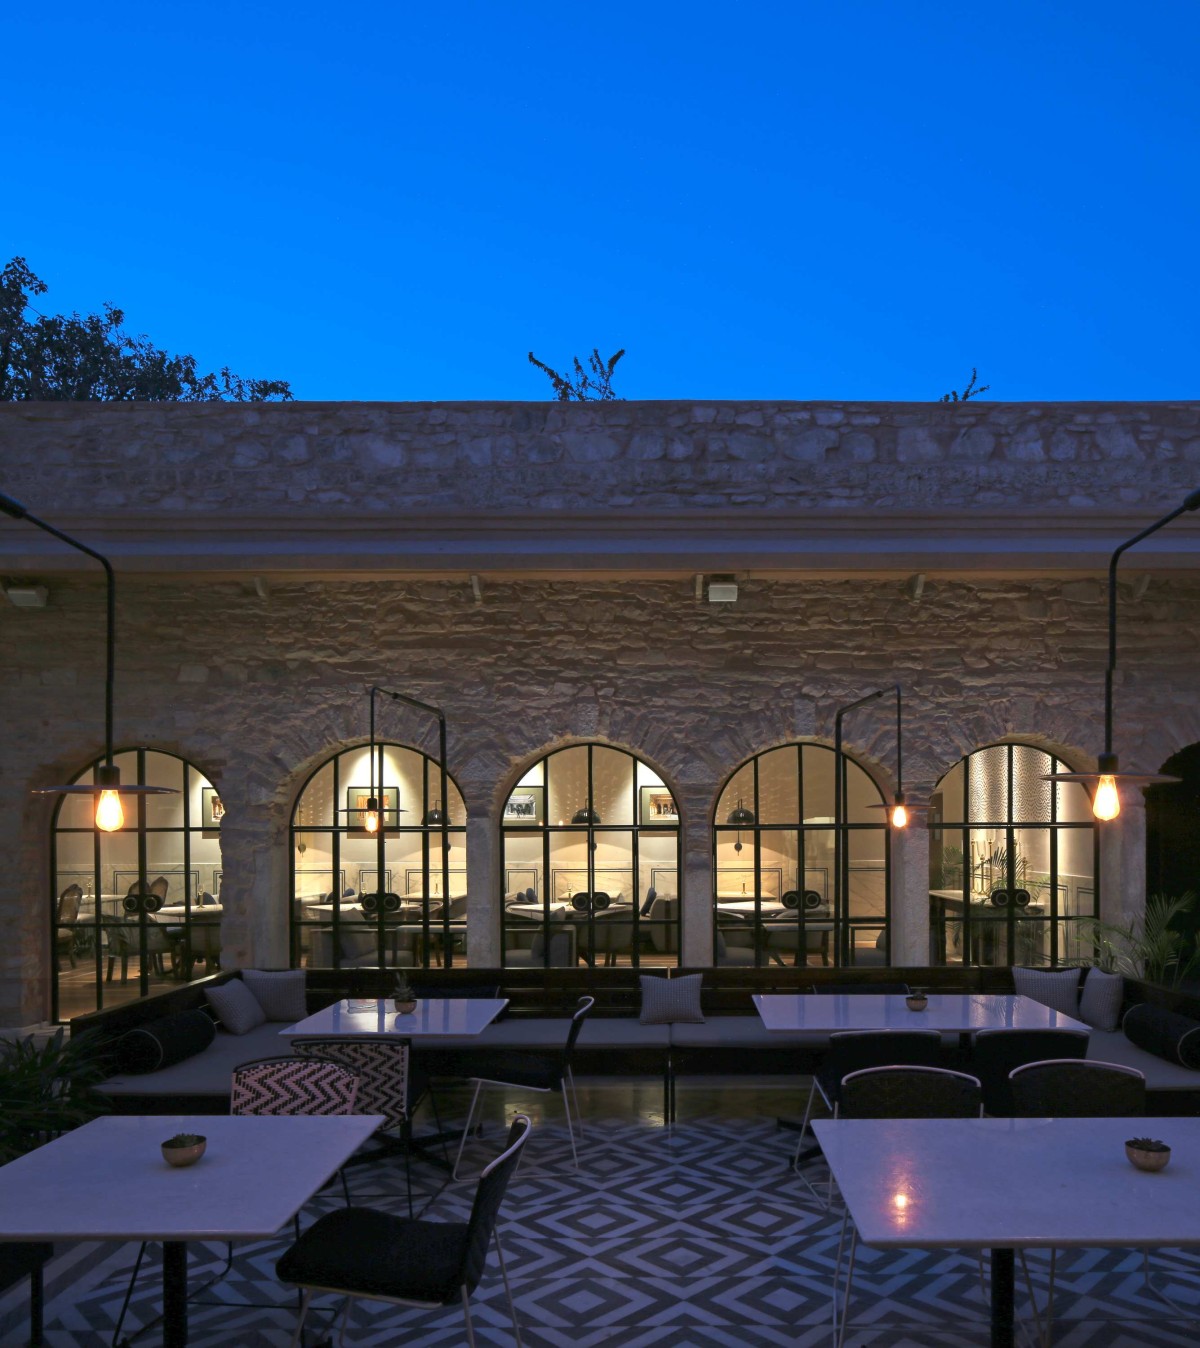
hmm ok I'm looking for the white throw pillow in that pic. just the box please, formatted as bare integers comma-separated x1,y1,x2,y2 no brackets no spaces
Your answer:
242,969,307,1023
1079,966,1123,1031
1012,966,1081,1017
205,978,267,1035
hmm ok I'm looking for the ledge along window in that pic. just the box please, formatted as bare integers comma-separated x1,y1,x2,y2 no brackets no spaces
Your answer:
929,742,1098,968
500,744,682,969
51,749,221,1022
290,742,467,971
713,743,890,968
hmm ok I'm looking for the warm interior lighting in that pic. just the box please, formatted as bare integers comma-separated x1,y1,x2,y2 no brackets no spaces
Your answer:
892,1192,909,1211
364,796,381,833
1092,775,1121,821
95,790,125,832
890,794,908,829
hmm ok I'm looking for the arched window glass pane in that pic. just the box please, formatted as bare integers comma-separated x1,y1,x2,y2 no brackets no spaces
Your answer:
714,743,889,969
290,743,466,972
500,743,680,968
52,749,219,1022
930,742,1097,969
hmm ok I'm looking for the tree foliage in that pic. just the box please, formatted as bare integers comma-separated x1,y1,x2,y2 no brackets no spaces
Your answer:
528,347,625,401
940,368,990,403
1,257,292,402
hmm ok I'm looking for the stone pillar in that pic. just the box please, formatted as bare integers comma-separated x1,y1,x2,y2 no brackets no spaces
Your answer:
891,823,931,967
465,811,500,966
679,791,713,966
1100,793,1145,928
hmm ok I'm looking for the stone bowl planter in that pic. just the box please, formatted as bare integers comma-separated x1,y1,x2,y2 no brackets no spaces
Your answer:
1125,1138,1171,1172
161,1133,206,1168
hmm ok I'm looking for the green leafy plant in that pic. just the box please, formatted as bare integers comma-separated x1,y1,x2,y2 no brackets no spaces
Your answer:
0,1028,109,1163
1073,891,1200,986
527,347,625,401
392,971,415,1002
163,1132,205,1147
1127,1137,1169,1152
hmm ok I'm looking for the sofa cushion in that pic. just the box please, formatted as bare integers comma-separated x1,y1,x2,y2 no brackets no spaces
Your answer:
1088,1027,1200,1090
1122,1002,1200,1070
1078,967,1124,1032
241,970,307,1022
640,973,704,1024
205,979,268,1035
1012,966,1081,1017
669,1015,827,1051
98,1023,287,1097
115,1009,216,1075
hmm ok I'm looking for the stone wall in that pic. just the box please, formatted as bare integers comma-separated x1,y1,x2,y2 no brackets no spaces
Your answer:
1,400,1199,1025
3,569,1200,1024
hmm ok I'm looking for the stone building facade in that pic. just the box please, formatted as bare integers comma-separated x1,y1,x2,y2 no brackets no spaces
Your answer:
2,400,1199,1025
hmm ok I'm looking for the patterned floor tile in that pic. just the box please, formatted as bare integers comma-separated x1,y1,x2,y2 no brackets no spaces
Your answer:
4,1086,1200,1346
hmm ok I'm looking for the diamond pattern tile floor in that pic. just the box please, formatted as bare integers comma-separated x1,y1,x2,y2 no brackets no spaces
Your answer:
2,1082,1198,1346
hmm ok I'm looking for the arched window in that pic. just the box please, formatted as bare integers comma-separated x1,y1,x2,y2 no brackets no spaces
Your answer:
714,743,889,968
500,744,681,967
290,743,466,970
929,742,1098,968
51,748,220,1021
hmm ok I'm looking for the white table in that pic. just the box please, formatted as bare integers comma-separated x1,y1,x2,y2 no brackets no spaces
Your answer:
815,1115,1200,1347
0,1112,382,1348
154,903,223,918
717,899,790,916
279,996,508,1040
754,992,1090,1034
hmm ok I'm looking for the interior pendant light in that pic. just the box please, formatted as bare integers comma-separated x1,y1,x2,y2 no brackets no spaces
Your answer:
727,798,755,853
571,805,601,825
0,492,176,827
1043,490,1200,818
423,799,447,826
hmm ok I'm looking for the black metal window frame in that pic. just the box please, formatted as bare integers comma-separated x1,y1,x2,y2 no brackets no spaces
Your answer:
929,742,1099,969
499,743,683,968
712,742,891,969
288,741,466,972
50,747,212,1021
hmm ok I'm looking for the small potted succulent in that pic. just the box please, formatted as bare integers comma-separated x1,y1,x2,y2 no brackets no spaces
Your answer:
905,988,929,1012
393,973,418,1015
1125,1137,1171,1172
161,1132,207,1167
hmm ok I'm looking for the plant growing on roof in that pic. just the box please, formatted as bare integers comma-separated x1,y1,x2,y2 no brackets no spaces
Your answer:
527,347,625,401
940,368,990,402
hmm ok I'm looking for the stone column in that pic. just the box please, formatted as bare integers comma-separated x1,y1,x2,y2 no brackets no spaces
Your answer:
891,822,931,967
465,811,500,966
1100,793,1145,928
679,790,713,966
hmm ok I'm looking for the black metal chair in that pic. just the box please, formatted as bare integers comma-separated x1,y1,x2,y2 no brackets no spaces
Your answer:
833,1067,984,1348
278,1113,531,1348
453,996,593,1178
793,1029,942,1200
1009,1058,1146,1118
970,1028,1090,1116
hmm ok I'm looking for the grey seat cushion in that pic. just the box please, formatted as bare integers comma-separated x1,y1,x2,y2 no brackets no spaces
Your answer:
670,1015,829,1050
1088,1028,1200,1090
577,1019,670,1050
98,1023,287,1097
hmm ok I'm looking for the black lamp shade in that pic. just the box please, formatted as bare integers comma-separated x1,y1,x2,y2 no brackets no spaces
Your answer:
571,806,601,825
726,804,756,826
423,800,447,825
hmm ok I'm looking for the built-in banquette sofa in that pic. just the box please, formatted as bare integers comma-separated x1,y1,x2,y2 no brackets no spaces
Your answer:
72,966,1200,1123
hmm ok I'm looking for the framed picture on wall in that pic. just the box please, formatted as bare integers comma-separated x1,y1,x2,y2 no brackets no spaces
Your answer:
503,786,544,826
639,786,679,826
344,787,400,830
201,788,224,829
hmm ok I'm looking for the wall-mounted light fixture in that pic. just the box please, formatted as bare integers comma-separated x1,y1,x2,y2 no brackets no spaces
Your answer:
4,583,49,608
0,492,176,829
1044,489,1200,819
707,575,739,603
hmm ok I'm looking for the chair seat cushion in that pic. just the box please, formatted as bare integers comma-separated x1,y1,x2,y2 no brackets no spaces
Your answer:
277,1206,469,1304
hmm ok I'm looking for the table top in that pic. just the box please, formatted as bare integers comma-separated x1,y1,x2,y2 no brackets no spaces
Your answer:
154,904,223,918
0,1113,382,1243
303,901,433,918
753,993,1090,1034
279,996,509,1039
505,901,631,919
815,1116,1200,1250
717,900,793,917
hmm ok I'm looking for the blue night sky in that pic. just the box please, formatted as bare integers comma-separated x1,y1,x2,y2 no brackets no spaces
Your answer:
5,2,1197,402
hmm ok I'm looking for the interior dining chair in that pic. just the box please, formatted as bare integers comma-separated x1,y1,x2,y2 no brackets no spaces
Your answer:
792,1029,941,1203
1008,1058,1148,1348
278,1113,532,1348
831,1066,984,1348
453,996,593,1179
54,884,83,969
111,1055,362,1348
